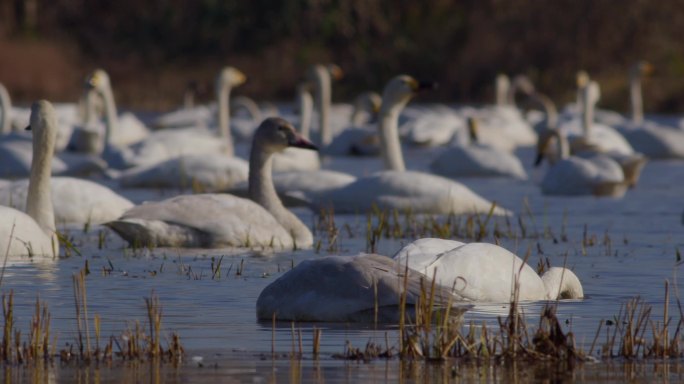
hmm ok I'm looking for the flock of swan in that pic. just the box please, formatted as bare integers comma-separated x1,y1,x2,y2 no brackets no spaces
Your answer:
1,60,683,323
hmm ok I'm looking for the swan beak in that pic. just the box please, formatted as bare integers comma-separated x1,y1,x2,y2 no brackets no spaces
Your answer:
328,64,344,81
289,135,318,151
641,62,654,75
534,152,544,167
25,125,31,131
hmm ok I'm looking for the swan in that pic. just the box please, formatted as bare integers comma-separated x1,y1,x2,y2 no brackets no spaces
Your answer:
535,87,647,188
393,239,583,302
256,253,471,322
613,61,684,159
309,75,511,216
0,177,133,226
106,117,317,249
89,68,241,169
324,91,382,156
306,64,345,147
535,128,628,197
0,100,58,258
430,117,528,179
271,83,321,172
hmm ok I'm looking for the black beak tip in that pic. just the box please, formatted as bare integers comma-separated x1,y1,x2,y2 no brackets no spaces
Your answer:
25,125,31,131
417,81,438,91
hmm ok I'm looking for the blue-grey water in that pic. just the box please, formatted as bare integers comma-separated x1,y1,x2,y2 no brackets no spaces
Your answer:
2,135,684,381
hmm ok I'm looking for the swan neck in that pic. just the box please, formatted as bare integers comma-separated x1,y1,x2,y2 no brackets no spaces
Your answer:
495,76,510,106
0,84,11,134
629,72,643,124
248,143,311,246
581,89,594,137
297,89,313,139
538,94,558,129
314,70,332,146
100,85,119,147
378,104,406,171
554,131,570,160
27,119,56,234
217,83,235,157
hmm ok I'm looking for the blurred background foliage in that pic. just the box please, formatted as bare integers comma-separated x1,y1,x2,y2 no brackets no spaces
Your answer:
1,0,684,113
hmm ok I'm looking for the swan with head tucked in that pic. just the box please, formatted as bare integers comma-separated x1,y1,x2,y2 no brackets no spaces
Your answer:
309,75,511,216
430,117,527,179
106,118,317,249
0,100,58,258
256,253,471,322
393,239,583,302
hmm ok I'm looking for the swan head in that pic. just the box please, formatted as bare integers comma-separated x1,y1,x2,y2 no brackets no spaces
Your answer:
380,75,436,113
576,70,590,88
253,117,318,154
631,60,654,77
354,91,382,114
306,63,344,83
511,74,535,96
28,100,57,138
327,64,344,81
541,267,584,300
85,69,111,94
583,80,601,105
217,67,247,89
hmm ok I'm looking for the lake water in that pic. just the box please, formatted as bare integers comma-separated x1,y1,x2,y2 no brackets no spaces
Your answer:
2,130,684,381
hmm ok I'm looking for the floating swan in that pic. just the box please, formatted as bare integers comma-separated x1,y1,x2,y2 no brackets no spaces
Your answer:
89,68,241,169
536,128,628,197
0,101,58,258
614,61,684,159
393,239,583,302
309,75,511,215
430,117,527,179
256,253,470,322
0,176,133,225
106,118,317,249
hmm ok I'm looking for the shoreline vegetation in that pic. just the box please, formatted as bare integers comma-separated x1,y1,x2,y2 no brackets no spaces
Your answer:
1,1,684,113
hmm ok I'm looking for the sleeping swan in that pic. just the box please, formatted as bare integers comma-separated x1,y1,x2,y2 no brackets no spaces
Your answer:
256,253,471,322
393,239,583,302
106,118,317,249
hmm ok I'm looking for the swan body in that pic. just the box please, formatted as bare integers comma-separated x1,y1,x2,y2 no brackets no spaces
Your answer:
106,118,317,249
536,129,627,197
0,101,58,258
117,154,249,191
312,75,511,216
393,240,583,302
430,118,527,179
256,253,470,322
0,177,133,225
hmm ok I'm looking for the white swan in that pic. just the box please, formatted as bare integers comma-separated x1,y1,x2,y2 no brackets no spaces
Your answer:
535,88,647,188
324,91,382,156
256,253,470,322
90,68,242,169
0,177,133,225
536,129,628,197
614,61,684,159
393,239,583,302
310,75,511,216
0,100,58,258
430,117,527,179
106,118,317,249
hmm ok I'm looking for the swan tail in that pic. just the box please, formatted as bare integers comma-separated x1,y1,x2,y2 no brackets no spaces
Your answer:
105,218,206,248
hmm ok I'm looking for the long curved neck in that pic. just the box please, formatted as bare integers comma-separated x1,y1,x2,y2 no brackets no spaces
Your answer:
581,88,594,138
217,83,235,157
536,94,558,129
232,96,262,122
495,76,510,106
313,68,332,146
248,143,311,246
100,85,119,148
629,70,643,124
297,88,313,139
378,103,406,171
553,130,570,160
0,84,11,134
27,120,56,234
